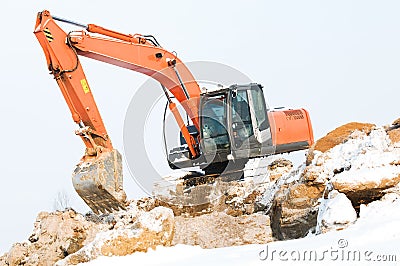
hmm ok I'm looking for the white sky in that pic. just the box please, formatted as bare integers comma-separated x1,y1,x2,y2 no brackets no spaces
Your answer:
1,0,399,253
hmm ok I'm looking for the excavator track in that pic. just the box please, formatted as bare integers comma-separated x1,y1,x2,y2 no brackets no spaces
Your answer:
181,169,244,187
153,156,287,215
153,169,246,209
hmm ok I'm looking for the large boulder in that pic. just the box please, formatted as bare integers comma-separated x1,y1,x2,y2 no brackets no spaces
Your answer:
0,253,6,266
306,122,375,165
305,127,400,207
270,181,324,240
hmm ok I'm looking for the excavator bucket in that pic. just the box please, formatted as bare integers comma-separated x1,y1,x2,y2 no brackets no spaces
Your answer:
72,149,127,214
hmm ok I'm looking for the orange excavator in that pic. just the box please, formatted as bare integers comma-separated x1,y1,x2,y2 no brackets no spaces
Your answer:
34,10,314,214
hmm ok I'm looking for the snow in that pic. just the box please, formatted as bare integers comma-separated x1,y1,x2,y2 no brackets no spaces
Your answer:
255,163,305,213
138,206,171,233
316,190,357,233
308,128,400,186
334,166,400,187
359,193,400,220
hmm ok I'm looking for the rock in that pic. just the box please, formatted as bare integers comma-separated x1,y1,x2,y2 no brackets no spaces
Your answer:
2,157,290,265
57,206,174,265
306,122,375,164
305,127,400,207
316,190,357,234
270,182,324,240
172,212,272,248
332,173,400,206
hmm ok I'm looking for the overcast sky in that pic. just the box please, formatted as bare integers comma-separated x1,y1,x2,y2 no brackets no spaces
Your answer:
1,0,399,253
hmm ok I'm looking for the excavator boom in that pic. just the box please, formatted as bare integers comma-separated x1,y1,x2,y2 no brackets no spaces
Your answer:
34,10,202,213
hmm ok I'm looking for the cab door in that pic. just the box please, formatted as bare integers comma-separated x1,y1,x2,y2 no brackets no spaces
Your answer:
247,84,273,155
200,92,231,164
229,86,260,159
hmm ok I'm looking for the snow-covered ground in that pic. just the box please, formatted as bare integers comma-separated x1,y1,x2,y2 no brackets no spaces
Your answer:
3,125,399,266
81,191,400,266
80,127,400,266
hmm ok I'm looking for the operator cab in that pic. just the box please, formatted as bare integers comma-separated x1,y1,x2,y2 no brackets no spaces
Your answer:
167,83,274,174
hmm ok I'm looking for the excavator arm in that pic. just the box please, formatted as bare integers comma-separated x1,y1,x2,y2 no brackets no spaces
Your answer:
34,10,201,157
34,10,201,213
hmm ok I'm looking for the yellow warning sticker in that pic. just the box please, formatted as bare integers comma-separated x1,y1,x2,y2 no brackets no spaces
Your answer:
44,28,54,42
80,79,90,94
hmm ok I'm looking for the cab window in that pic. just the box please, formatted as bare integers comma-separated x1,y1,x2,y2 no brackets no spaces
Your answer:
232,90,254,147
201,94,229,149
250,87,269,131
